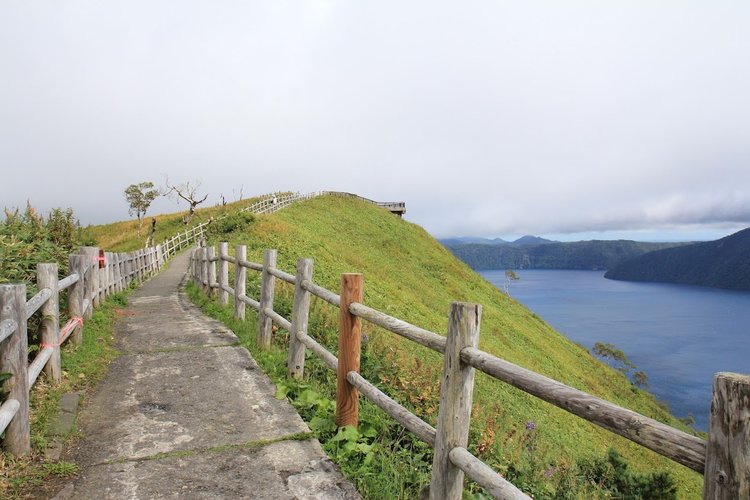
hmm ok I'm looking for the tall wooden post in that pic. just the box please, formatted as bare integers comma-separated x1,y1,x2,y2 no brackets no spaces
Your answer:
37,263,61,382
79,250,95,319
100,251,109,299
258,249,277,349
0,284,31,455
218,242,229,306
68,255,85,345
207,246,217,298
430,303,482,500
234,245,246,320
80,247,99,308
199,248,208,293
287,258,313,379
704,372,750,499
335,273,363,427
113,253,122,292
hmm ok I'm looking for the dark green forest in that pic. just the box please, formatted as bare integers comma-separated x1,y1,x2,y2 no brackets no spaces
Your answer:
442,239,686,271
605,227,750,290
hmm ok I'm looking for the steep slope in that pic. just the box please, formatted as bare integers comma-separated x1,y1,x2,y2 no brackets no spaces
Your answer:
210,196,700,495
605,227,750,290
446,239,687,270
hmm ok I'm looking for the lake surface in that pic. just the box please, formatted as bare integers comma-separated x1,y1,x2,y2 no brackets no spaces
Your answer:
480,269,750,430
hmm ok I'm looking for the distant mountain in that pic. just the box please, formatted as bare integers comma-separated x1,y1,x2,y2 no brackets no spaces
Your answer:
438,236,509,246
444,239,687,270
605,227,750,290
513,235,556,245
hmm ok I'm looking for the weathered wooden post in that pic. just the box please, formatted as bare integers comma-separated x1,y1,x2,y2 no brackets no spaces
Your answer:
80,253,95,319
218,242,229,306
703,372,750,499
0,284,31,455
199,248,208,293
80,247,99,308
335,273,363,427
37,263,61,382
101,251,109,299
68,255,85,345
113,253,122,293
207,246,217,298
430,302,482,500
287,258,313,379
234,245,247,320
258,249,277,349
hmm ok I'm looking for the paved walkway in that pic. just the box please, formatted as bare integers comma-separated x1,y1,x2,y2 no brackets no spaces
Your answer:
58,251,359,499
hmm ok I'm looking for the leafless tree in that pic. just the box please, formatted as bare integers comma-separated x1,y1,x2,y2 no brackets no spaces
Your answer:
163,177,208,224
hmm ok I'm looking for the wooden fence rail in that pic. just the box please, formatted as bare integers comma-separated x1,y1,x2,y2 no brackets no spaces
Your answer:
191,241,750,499
0,243,170,455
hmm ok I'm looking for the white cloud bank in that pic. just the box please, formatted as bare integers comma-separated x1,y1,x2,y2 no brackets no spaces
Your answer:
1,1,748,241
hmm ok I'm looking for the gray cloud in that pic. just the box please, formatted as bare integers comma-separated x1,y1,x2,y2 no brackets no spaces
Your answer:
1,1,749,241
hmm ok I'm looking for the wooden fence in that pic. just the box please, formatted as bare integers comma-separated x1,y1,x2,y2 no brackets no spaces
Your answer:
0,244,169,454
191,242,750,499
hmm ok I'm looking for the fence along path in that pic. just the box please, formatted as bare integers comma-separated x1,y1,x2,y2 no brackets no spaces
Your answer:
0,244,166,454
0,190,402,459
192,241,750,499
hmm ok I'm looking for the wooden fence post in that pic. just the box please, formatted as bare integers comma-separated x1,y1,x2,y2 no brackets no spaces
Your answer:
0,284,31,455
258,249,277,349
101,251,109,299
207,246,217,298
287,258,313,379
79,250,95,319
703,372,750,499
196,249,202,284
234,245,246,320
336,273,363,427
218,242,229,306
80,247,99,309
68,255,85,345
200,248,209,293
114,253,122,292
430,302,482,500
37,263,61,383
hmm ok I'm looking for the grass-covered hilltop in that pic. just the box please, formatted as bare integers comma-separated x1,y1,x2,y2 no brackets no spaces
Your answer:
88,194,703,498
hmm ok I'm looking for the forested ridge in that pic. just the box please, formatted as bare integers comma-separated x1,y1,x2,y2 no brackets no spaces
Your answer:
442,239,686,271
605,227,750,290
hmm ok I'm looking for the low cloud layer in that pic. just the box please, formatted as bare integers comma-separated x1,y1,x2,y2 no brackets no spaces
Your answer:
2,2,748,241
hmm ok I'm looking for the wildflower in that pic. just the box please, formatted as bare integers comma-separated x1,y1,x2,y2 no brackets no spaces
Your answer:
525,420,536,431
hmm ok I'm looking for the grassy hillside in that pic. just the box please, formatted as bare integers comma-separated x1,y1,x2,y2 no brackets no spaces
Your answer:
93,195,703,497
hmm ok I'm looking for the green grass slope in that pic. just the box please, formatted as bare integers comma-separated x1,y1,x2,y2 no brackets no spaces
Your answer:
92,194,703,497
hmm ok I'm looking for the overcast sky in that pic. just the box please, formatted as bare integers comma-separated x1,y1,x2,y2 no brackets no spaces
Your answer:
2,1,749,242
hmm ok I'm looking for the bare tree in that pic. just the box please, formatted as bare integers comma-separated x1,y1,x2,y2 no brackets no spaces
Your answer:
163,177,208,224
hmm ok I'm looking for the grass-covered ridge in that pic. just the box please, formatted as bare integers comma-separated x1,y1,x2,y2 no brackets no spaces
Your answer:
93,194,703,497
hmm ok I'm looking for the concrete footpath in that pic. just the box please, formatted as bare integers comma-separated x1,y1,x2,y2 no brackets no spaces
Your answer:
57,251,359,499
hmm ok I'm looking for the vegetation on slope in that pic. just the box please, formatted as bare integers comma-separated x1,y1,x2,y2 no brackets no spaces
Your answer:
605,227,750,290
191,196,701,497
444,239,687,271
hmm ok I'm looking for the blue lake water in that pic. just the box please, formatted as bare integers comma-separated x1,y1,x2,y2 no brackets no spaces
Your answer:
480,269,750,430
